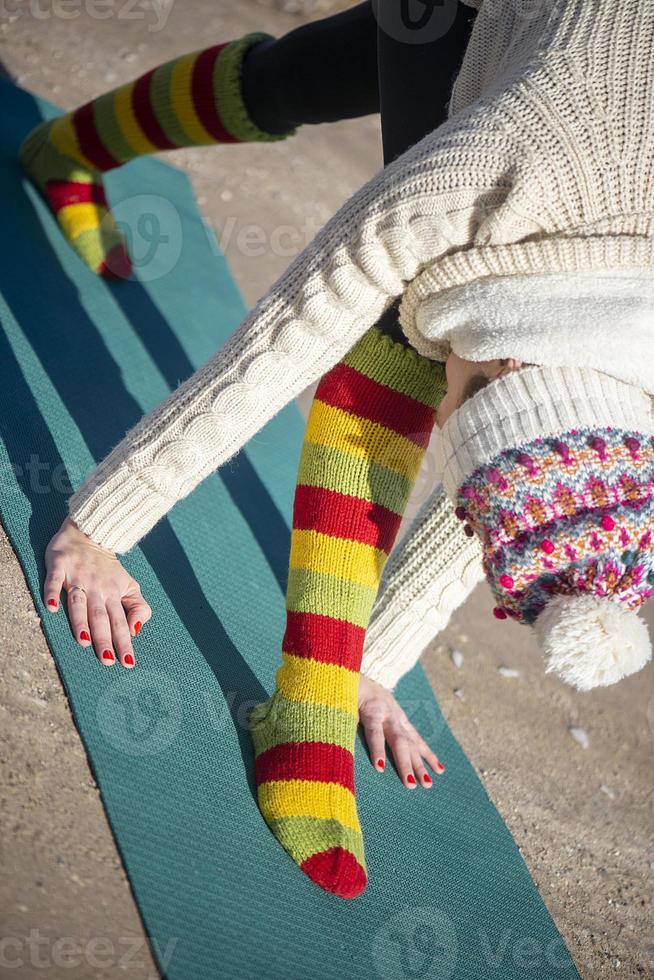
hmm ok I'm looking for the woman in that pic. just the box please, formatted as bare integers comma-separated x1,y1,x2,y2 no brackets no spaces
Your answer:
24,0,654,898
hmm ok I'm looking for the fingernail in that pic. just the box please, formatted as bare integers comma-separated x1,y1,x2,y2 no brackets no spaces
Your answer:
423,773,432,785
124,653,135,667
47,599,58,608
80,630,90,642
376,759,385,771
101,649,115,664
407,774,416,785
437,763,446,774
133,621,142,636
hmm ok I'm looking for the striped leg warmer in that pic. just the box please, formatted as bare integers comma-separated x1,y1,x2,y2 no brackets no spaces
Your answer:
19,34,291,277
249,328,445,898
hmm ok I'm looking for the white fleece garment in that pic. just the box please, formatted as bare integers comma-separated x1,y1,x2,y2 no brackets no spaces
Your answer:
408,270,654,394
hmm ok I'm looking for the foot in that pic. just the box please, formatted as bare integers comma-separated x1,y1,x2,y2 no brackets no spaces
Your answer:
250,685,367,899
19,117,132,279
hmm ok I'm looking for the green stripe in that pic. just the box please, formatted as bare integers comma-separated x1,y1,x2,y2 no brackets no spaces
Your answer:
213,33,295,142
19,121,99,186
68,225,122,270
286,567,378,627
92,89,138,164
344,328,446,408
269,816,366,870
148,58,195,148
249,693,356,756
297,442,413,515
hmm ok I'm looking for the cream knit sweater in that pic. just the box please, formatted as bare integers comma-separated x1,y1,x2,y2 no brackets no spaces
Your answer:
361,484,484,690
67,0,654,685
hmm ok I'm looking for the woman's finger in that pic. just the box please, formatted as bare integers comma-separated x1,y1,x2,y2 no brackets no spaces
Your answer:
411,749,433,789
122,586,152,639
43,562,65,612
106,598,135,669
87,597,116,667
66,586,91,647
385,724,417,789
362,718,386,773
418,737,445,775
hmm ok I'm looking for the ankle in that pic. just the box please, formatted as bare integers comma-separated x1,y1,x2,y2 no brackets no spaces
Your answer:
240,38,298,136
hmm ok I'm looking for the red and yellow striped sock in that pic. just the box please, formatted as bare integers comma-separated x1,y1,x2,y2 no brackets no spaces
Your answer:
19,33,292,278
250,328,445,898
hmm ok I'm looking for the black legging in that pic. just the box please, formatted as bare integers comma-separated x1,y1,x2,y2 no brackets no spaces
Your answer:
241,0,477,345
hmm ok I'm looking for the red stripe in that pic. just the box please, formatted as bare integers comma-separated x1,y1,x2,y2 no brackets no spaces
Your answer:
191,45,238,143
301,848,367,898
255,741,355,791
72,102,120,171
293,484,401,552
283,611,365,670
131,70,177,151
316,363,436,448
46,179,107,212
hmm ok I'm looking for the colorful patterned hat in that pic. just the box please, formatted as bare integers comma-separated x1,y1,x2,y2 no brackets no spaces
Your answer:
437,365,654,690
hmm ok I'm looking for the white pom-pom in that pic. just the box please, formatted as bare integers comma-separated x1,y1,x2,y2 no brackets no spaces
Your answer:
535,594,652,691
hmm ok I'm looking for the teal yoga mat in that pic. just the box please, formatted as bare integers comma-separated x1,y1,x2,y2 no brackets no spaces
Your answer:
0,79,580,980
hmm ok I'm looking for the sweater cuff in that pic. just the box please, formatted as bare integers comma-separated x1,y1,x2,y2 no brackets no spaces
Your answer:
68,456,174,553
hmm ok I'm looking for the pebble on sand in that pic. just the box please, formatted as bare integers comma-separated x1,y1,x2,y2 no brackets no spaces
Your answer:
450,649,464,669
453,688,465,701
569,726,589,749
497,665,520,678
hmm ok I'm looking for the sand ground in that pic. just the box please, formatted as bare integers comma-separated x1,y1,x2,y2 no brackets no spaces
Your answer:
0,2,652,978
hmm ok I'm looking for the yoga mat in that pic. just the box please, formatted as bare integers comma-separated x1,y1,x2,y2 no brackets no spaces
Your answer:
0,78,580,980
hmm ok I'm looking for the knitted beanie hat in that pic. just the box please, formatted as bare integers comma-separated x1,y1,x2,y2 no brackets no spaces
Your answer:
437,365,654,691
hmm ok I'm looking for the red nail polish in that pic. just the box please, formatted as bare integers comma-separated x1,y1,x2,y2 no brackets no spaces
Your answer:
407,774,416,785
47,599,58,608
80,630,90,642
124,653,135,666
377,759,385,771
423,773,432,785
101,649,115,663
437,763,446,774
133,621,142,636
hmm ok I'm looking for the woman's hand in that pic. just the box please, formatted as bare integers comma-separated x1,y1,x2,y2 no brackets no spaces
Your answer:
44,517,151,668
358,675,445,790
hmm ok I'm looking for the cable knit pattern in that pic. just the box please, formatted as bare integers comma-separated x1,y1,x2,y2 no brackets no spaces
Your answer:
69,0,654,553
362,485,484,690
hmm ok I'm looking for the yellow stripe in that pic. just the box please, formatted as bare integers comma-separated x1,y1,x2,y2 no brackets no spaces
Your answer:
276,653,359,716
257,780,360,832
290,529,386,590
169,52,216,145
306,401,424,482
58,202,106,238
49,115,97,172
113,83,157,156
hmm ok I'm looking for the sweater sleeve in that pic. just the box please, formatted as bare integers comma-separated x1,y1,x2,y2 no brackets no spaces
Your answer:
361,483,484,691
69,116,513,553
